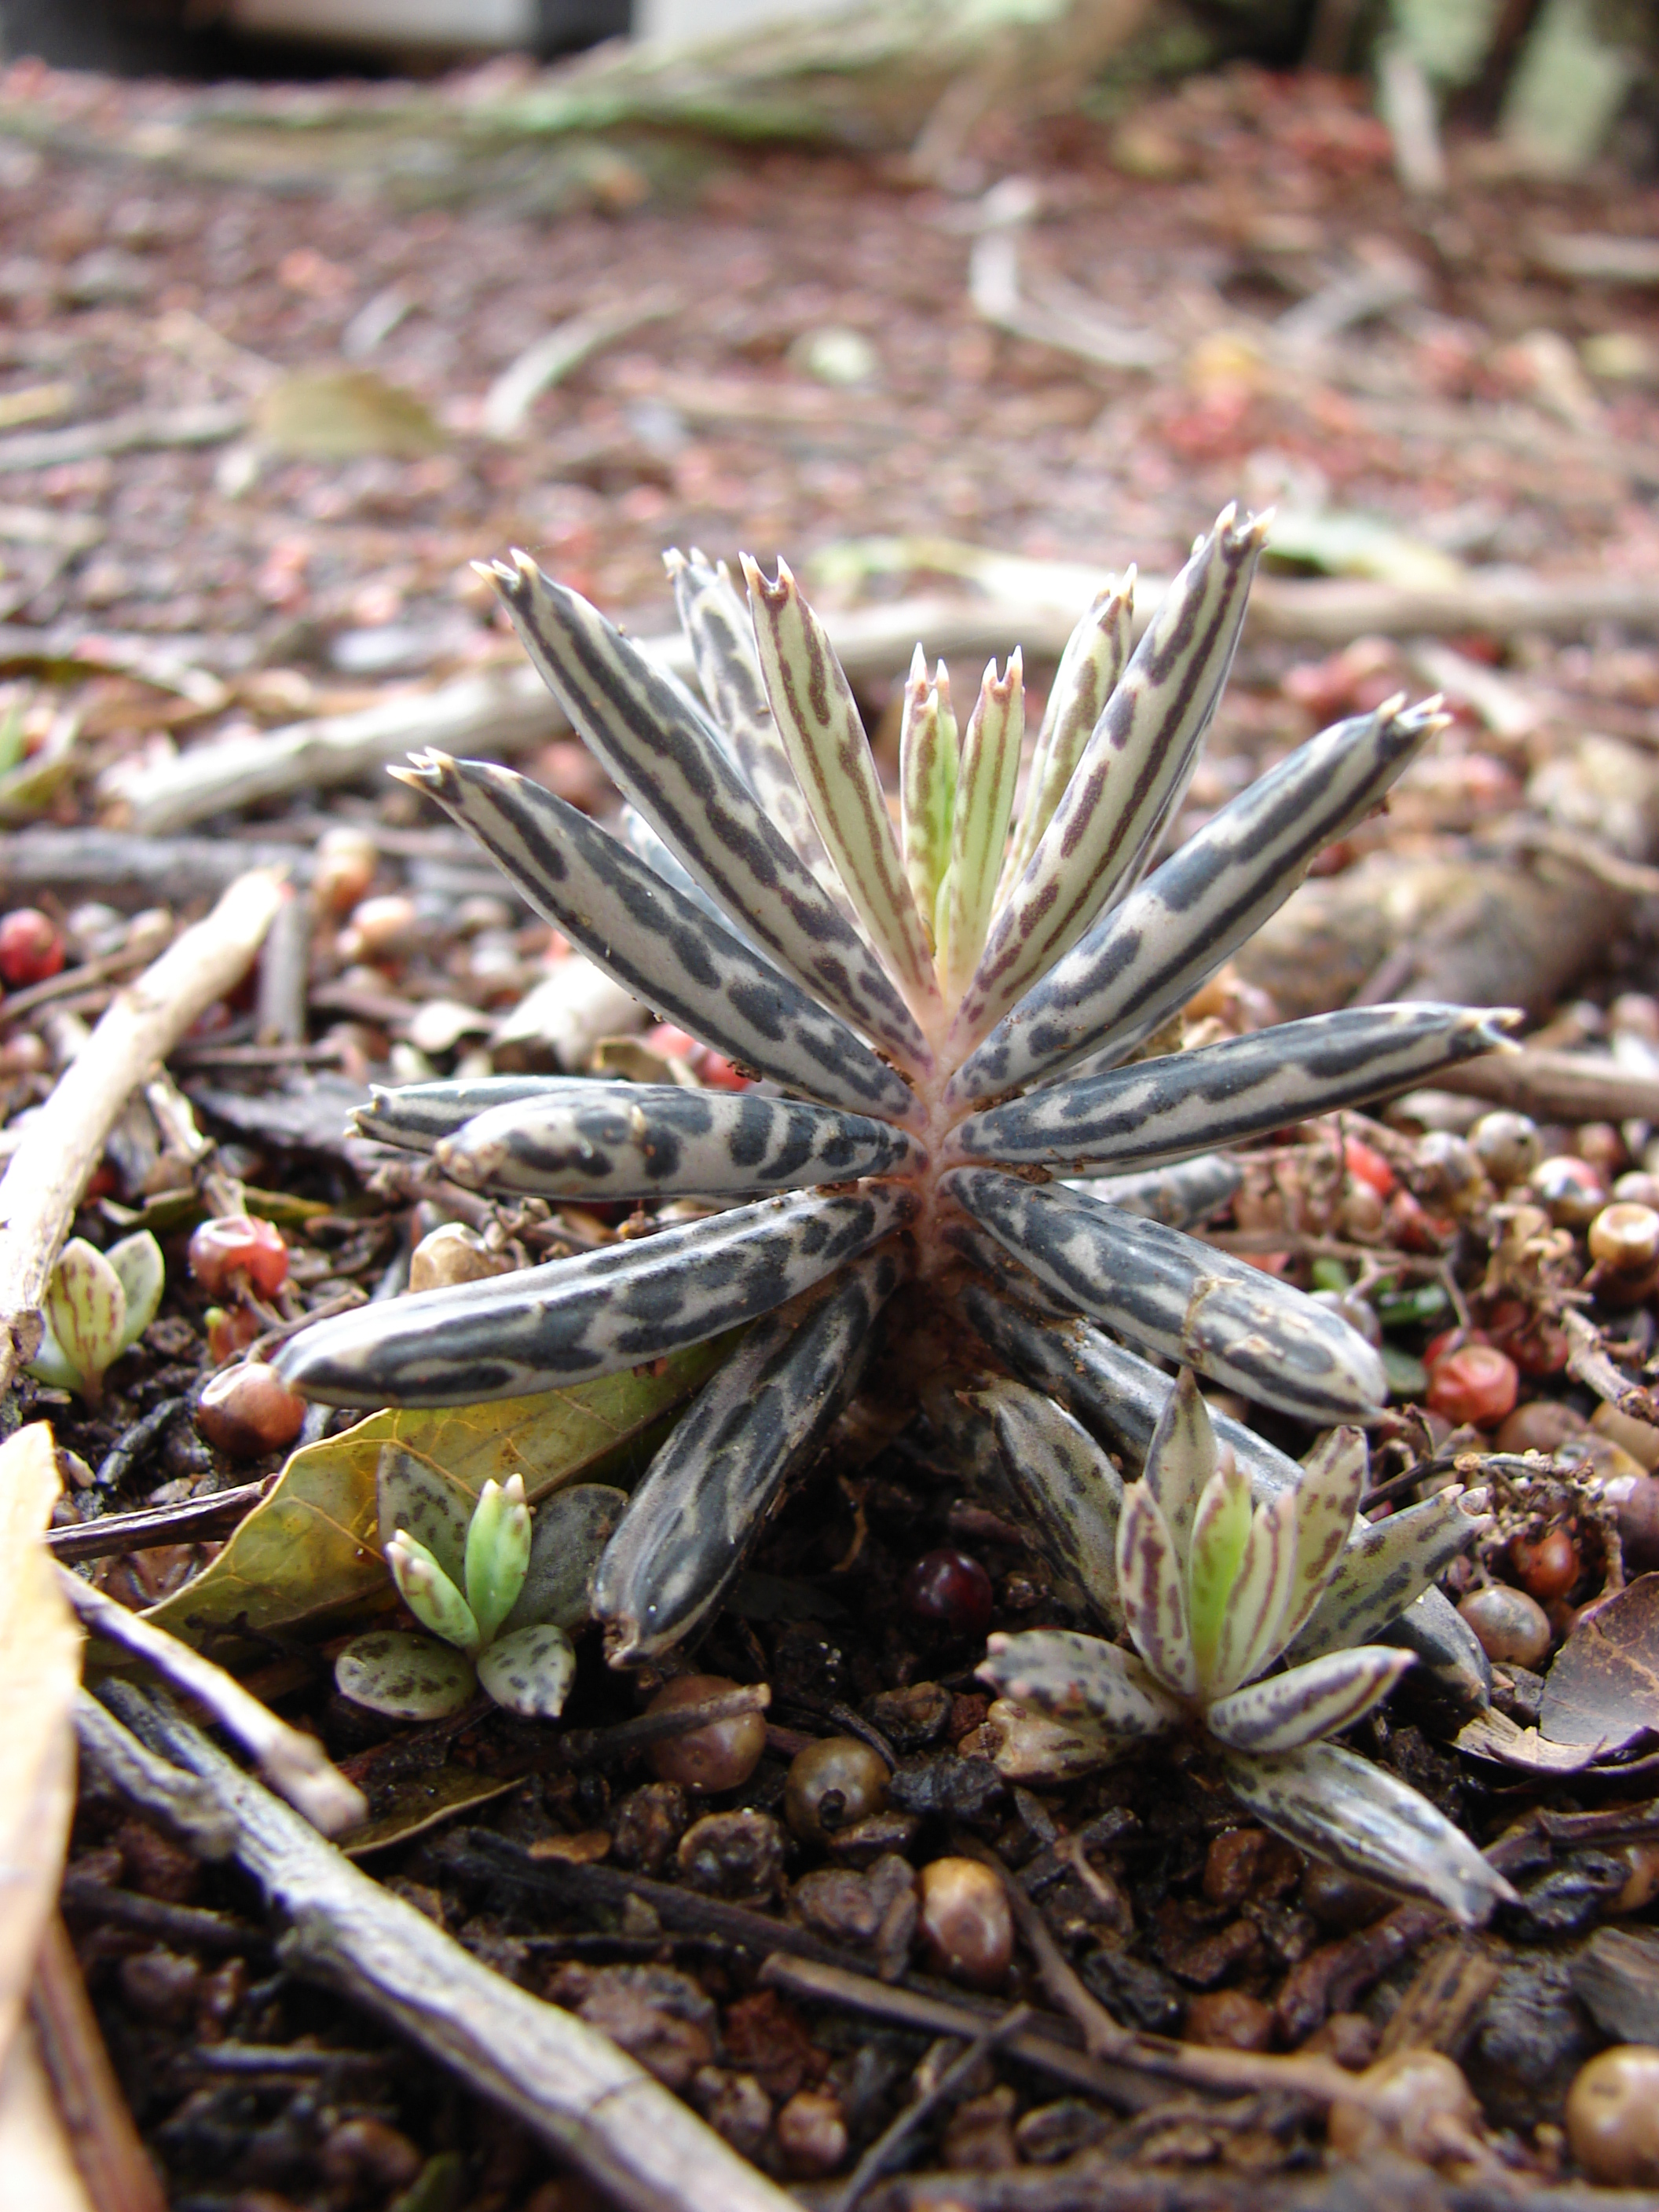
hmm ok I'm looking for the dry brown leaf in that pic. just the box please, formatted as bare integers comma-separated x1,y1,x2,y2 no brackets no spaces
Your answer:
0,2026,93,2212
0,1424,81,2068
1540,1572,1659,1753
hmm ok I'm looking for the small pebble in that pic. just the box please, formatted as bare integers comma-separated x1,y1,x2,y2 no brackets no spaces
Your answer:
775,2088,847,2178
408,1222,515,1292
1602,1470,1659,1574
1591,1403,1659,1471
1590,1203,1659,1275
117,1948,200,2027
645,1675,767,1796
611,1781,689,1873
1494,1400,1587,1456
196,1361,307,1457
1459,1584,1553,1667
1328,2049,1479,2161
312,826,379,913
1415,1130,1485,1213
917,1856,1013,1990
676,1809,786,1900
1184,1990,1273,2051
1566,2045,1659,2186
339,892,419,961
1302,2012,1379,2070
1530,1155,1606,1229
318,2117,423,2194
784,1736,889,1846
1470,1111,1540,1188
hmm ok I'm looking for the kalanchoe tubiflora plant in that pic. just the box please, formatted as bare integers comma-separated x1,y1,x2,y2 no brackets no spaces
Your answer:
29,1231,164,1404
277,504,1510,1769
973,1368,1515,1925
334,1446,624,1722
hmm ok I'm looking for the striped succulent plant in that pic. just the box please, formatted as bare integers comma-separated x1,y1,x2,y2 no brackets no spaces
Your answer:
973,1368,1515,1926
277,506,1513,1910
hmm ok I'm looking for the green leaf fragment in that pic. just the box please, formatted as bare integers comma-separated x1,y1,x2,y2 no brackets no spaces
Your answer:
1207,1646,1414,1755
1185,1453,1253,1690
463,1474,532,1643
998,571,1133,899
106,1232,164,1352
978,1628,1181,1735
335,1631,476,1723
899,646,957,935
42,1238,126,1400
476,1621,577,1719
1115,1480,1197,1697
1291,1489,1477,1663
1141,1367,1214,1562
377,1445,473,1590
387,1531,482,1655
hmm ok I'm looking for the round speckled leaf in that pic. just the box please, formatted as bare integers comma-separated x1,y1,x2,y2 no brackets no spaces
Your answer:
477,1623,576,1719
503,1484,628,1635
335,1632,476,1721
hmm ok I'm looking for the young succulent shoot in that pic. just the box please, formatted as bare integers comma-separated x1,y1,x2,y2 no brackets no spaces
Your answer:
275,507,1511,1700
976,1371,1515,1927
27,1232,164,1404
334,1448,624,1723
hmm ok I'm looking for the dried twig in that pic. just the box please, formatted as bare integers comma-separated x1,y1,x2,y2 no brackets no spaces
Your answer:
1431,1044,1659,1124
93,1690,800,2212
0,400,247,473
66,1580,365,1837
558,1683,770,1766
27,1917,165,2212
46,1477,276,1565
482,287,679,437
75,1691,238,1860
0,868,283,1391
833,2005,1033,2212
1562,1309,1657,1425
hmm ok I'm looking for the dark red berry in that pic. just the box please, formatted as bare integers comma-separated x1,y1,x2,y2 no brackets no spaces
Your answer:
0,907,64,987
196,1362,306,1457
188,1214,289,1300
903,1548,994,1638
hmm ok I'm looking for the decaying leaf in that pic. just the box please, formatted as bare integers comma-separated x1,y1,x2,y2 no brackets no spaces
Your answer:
1538,1573,1659,1755
145,1336,735,1652
0,1426,81,2068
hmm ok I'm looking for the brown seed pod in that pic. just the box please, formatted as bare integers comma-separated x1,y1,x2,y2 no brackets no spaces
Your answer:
645,1675,767,1796
917,1855,1013,1989
783,1737,889,1846
196,1361,306,1458
1566,2045,1659,2186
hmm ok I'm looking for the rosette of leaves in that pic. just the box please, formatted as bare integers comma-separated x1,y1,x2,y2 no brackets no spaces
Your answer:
27,1232,164,1404
276,505,1508,1689
334,1446,624,1722
974,1366,1515,1925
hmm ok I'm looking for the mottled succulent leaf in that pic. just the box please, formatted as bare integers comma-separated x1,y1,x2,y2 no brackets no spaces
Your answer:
954,511,1265,1050
614,801,756,942
666,546,856,911
397,751,917,1122
1071,1155,1242,1225
42,1238,125,1399
463,1475,533,1645
438,1084,922,1202
1210,1486,1299,1698
24,1315,80,1393
1291,1490,1478,1662
1208,1647,1414,1754
979,1628,1184,1731
998,573,1133,899
1273,1427,1369,1656
335,1631,476,1722
490,553,927,1068
951,697,1448,1108
938,654,1023,999
504,1483,627,1635
386,1531,481,1654
950,1005,1514,1173
972,1375,1125,1632
742,554,940,1013
354,1074,580,1153
1218,1741,1518,1925
1115,1482,1197,1697
276,1185,911,1410
1141,1367,1215,1563
943,1170,1387,1425
377,1445,473,1588
593,1251,899,1660
1185,1452,1252,1690
984,1699,1128,1783
477,1622,577,1720
899,646,956,932
107,1232,164,1353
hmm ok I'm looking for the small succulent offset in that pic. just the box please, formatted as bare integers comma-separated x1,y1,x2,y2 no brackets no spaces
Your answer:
276,504,1511,1893
29,1232,164,1404
973,1367,1516,1926
334,1446,624,1723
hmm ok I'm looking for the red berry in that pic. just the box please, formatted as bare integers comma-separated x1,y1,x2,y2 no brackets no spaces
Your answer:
1343,1137,1395,1198
188,1215,289,1300
196,1362,306,1457
903,1548,994,1638
1511,1525,1580,1601
0,907,64,987
1426,1343,1518,1428
1423,1327,1489,1372
205,1304,262,1364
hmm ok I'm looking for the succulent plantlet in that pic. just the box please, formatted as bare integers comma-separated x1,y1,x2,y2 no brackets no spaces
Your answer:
334,1448,622,1723
977,1372,1516,1926
276,507,1511,1733
28,1232,163,1403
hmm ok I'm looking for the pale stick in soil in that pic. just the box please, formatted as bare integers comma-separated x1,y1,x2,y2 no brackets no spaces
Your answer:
0,867,284,1391
93,1688,802,2212
63,1577,365,1838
